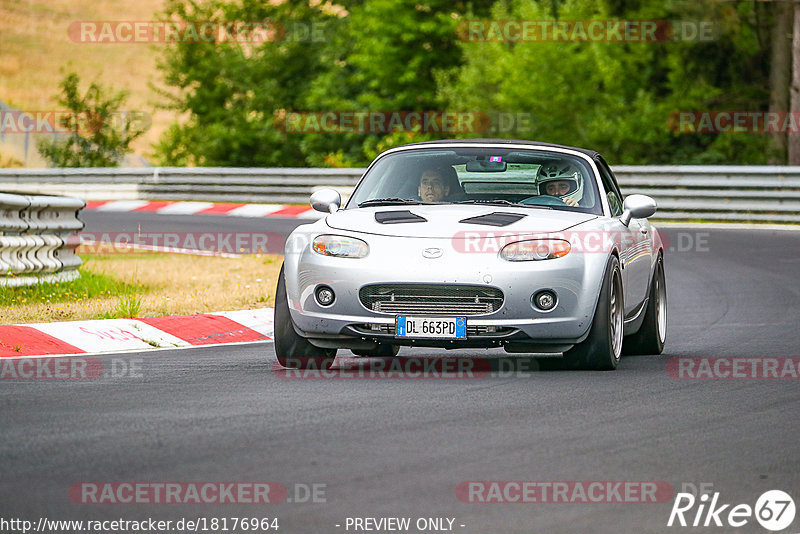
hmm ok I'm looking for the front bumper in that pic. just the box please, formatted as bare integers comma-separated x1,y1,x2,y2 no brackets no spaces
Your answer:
283,229,610,350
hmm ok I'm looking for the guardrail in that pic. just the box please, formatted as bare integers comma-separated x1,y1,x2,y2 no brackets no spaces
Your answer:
0,193,84,287
0,168,362,204
614,166,800,223
0,166,798,223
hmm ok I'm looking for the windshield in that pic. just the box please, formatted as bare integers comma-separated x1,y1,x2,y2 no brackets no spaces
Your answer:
346,147,603,215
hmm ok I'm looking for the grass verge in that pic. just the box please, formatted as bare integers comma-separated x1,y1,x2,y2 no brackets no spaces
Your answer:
1,252,283,324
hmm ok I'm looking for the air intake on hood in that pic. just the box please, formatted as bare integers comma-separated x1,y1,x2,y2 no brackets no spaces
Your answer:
459,212,527,227
374,210,427,224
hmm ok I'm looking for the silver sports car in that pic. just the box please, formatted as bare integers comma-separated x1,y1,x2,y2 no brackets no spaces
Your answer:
275,139,666,370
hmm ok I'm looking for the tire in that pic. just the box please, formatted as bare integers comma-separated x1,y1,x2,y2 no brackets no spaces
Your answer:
622,255,666,356
562,255,624,370
274,265,337,370
351,344,400,357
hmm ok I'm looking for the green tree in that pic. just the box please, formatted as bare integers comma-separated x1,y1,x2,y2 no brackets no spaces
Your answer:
37,72,146,167
155,0,494,167
439,0,774,164
154,0,341,166
303,0,496,165
155,0,778,166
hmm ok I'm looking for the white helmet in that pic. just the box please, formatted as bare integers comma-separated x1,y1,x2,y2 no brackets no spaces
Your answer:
536,161,584,204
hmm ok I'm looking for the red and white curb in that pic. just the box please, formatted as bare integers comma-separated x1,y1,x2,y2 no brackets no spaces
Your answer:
85,201,324,219
0,308,274,358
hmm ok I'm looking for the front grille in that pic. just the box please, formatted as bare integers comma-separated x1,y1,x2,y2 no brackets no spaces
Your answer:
359,284,504,316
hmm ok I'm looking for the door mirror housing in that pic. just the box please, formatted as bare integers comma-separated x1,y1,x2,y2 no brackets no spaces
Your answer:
310,188,342,213
620,194,657,226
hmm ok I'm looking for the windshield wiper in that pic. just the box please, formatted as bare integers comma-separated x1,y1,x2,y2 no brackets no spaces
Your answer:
456,199,552,210
358,198,423,207
456,199,517,206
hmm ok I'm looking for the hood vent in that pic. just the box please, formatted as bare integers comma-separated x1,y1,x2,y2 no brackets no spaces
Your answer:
375,210,427,224
459,212,527,227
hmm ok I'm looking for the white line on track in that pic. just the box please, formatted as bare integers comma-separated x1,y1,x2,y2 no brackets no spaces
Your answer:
155,201,216,214
226,204,286,217
95,200,150,211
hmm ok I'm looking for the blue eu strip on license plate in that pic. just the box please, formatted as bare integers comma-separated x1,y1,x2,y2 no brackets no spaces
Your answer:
395,316,467,339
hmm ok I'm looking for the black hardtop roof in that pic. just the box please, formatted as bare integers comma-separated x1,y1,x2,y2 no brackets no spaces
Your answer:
394,138,600,158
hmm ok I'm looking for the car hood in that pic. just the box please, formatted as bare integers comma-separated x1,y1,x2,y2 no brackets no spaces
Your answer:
324,205,598,238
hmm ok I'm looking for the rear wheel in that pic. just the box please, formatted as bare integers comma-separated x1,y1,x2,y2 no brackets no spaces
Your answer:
561,255,624,370
351,344,400,357
622,255,666,355
274,265,337,370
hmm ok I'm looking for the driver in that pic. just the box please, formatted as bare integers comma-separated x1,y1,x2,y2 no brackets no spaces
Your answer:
418,166,463,202
536,162,583,207
418,169,450,202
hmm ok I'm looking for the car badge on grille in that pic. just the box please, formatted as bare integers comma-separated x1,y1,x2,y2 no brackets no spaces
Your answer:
422,247,443,259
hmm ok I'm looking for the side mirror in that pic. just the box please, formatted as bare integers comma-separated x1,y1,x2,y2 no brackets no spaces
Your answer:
620,194,657,226
310,188,341,214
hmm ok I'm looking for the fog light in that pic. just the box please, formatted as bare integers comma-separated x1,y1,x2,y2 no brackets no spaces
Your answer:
315,285,335,306
533,290,557,311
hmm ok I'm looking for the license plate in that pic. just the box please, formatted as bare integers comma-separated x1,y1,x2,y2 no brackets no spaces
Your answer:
395,316,466,339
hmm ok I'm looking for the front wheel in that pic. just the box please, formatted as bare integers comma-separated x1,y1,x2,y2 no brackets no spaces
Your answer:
622,255,666,355
562,255,624,370
273,265,337,370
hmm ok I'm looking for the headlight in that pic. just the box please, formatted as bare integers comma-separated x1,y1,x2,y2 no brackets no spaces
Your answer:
312,235,369,258
500,239,570,261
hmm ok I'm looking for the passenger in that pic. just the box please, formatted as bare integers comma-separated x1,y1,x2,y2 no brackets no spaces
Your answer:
536,162,583,207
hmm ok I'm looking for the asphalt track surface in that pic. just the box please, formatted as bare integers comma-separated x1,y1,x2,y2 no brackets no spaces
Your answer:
78,210,308,241
1,212,799,533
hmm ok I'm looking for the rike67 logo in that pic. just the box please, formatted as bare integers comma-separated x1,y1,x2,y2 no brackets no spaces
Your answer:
668,489,795,531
